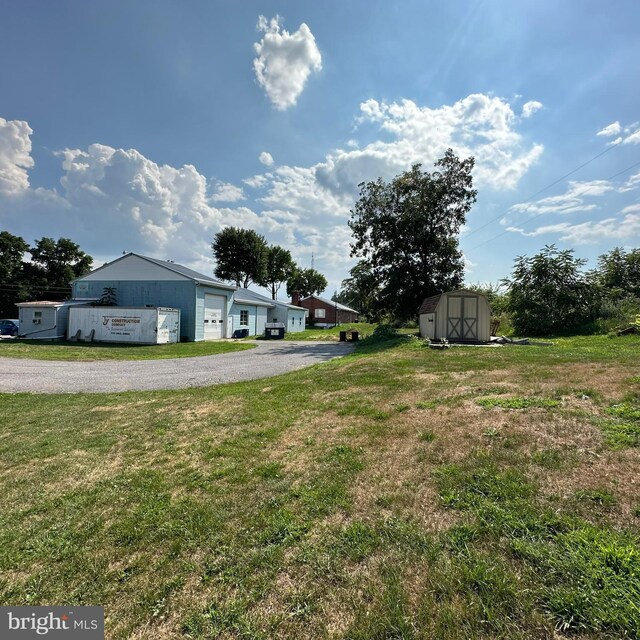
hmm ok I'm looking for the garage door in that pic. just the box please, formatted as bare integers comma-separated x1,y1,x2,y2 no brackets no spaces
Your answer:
204,294,226,340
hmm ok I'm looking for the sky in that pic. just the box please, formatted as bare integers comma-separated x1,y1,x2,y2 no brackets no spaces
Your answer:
1,0,639,299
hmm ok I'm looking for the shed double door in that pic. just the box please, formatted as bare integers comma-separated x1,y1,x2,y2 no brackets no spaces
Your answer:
204,294,226,340
447,296,478,341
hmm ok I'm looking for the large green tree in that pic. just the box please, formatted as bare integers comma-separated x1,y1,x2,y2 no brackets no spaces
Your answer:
24,237,93,302
259,245,295,300
0,231,29,317
335,261,380,320
212,227,268,288
502,245,601,336
596,247,640,299
349,150,477,321
286,267,327,299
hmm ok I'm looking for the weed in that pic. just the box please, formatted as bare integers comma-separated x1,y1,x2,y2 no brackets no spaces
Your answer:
573,489,618,508
418,430,435,443
476,396,559,410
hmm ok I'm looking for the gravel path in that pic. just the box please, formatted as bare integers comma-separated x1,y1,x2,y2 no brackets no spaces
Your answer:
0,341,355,394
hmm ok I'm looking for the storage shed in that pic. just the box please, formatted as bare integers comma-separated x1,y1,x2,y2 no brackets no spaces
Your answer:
419,289,491,342
16,299,96,340
71,253,235,341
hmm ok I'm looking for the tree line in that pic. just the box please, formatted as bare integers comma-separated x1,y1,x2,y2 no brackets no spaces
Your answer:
332,150,639,336
211,227,327,300
0,232,93,317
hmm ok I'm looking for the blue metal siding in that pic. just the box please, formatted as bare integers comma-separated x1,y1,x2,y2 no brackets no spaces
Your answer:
287,309,306,333
230,303,258,336
72,280,198,340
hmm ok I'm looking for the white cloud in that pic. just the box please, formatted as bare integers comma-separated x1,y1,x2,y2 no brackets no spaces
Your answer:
619,171,640,193
315,93,544,193
210,181,245,202
624,128,640,145
0,96,546,296
521,100,543,118
596,121,621,137
509,180,614,215
507,211,640,245
0,117,34,194
244,174,269,189
259,151,274,166
597,120,640,145
253,15,322,110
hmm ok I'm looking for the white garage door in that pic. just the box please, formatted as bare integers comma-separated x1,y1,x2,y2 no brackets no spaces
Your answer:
204,294,226,340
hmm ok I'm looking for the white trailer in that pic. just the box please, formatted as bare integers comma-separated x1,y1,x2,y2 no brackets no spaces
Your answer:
68,306,180,344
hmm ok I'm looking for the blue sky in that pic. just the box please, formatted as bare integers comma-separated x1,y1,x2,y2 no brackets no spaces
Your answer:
1,0,639,297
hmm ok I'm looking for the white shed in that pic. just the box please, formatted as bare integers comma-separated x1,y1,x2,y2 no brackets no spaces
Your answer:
419,289,491,342
16,299,97,340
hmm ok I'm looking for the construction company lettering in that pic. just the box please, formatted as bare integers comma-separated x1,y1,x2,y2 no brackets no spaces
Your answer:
101,314,142,338
1,606,104,638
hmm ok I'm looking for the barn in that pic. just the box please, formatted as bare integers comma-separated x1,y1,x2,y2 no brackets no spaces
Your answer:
71,253,236,342
419,289,491,343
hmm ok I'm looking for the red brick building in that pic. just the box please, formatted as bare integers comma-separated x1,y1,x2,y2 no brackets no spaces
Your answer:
293,294,359,327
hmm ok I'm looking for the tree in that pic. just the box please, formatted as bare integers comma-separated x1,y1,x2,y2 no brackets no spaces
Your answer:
0,231,29,317
259,245,295,299
286,267,327,299
502,245,601,336
335,261,381,320
212,227,268,288
596,247,640,299
349,150,477,321
23,237,93,302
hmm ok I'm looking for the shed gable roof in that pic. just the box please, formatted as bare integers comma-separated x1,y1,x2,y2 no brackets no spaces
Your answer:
419,294,442,314
419,289,489,315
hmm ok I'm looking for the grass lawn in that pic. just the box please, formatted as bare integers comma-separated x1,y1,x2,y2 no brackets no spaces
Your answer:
0,339,254,361
1,334,639,638
283,323,380,341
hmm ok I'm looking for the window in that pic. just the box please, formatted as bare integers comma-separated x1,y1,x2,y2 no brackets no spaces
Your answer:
315,308,326,319
299,317,302,326
240,310,249,325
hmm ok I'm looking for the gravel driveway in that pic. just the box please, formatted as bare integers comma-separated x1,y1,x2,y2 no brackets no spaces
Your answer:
0,341,355,394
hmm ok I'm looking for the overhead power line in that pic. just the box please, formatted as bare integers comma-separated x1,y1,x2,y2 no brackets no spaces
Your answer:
464,158,640,252
462,140,623,240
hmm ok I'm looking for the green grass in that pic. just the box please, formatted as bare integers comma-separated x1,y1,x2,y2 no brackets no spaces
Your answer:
0,338,254,360
283,322,376,341
476,396,560,410
1,333,639,638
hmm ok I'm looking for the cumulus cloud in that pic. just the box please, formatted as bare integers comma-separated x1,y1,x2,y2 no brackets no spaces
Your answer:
0,95,546,295
596,121,621,137
521,100,543,118
316,93,544,193
0,117,34,194
259,151,274,166
506,211,640,245
210,181,245,202
619,171,640,193
253,15,322,110
509,180,614,216
596,120,640,145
